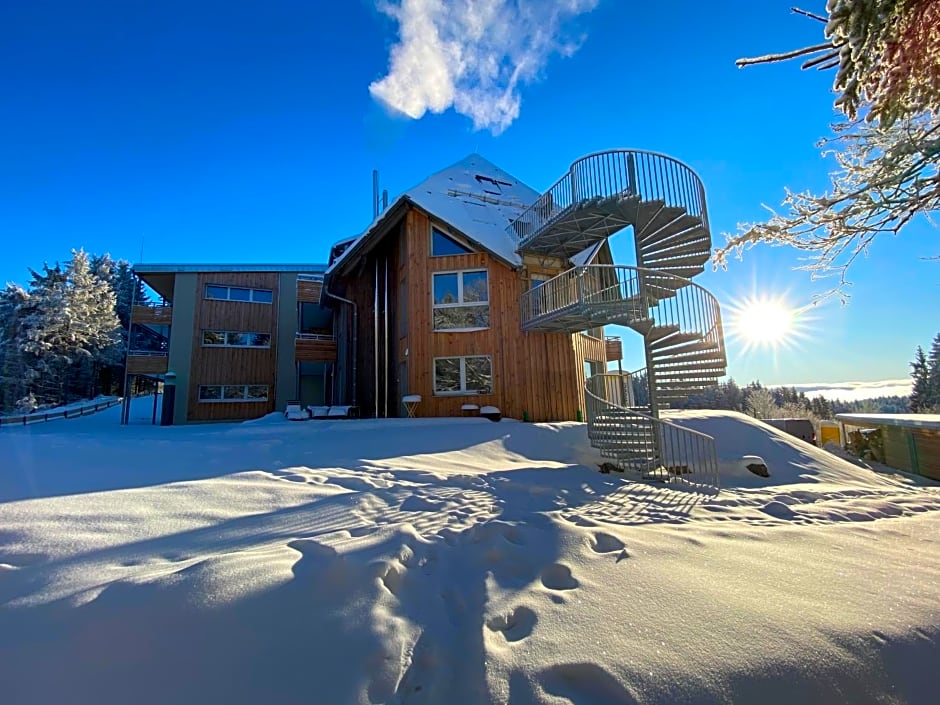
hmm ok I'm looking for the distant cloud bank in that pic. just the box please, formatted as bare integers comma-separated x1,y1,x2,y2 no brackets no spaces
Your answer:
369,0,599,134
779,379,912,402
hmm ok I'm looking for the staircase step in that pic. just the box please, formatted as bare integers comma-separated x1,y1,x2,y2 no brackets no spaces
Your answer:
641,224,709,256
642,251,711,270
643,252,711,272
648,265,705,280
648,331,701,351
642,235,712,261
653,367,726,380
634,203,686,239
647,324,680,342
639,216,703,249
649,340,722,359
655,384,719,394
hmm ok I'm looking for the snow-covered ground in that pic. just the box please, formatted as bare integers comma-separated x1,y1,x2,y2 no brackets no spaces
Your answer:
1,401,939,704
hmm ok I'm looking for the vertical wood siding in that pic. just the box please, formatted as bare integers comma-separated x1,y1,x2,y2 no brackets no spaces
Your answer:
297,279,322,303
187,272,280,421
913,429,940,480
400,207,594,421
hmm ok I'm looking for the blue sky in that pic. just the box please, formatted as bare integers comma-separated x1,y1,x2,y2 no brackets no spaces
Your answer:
1,0,936,389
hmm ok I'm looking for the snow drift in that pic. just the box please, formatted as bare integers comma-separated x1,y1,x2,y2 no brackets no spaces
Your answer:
1,404,939,704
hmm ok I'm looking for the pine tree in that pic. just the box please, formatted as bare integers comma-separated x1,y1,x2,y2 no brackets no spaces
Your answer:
909,346,930,412
0,284,32,412
20,250,120,405
926,332,940,409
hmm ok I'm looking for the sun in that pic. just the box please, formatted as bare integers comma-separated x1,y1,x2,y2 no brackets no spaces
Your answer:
729,297,796,348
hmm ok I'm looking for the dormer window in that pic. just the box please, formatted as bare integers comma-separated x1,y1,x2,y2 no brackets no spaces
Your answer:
432,227,475,257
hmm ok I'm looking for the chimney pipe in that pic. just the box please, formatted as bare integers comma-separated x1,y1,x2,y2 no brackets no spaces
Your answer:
382,189,388,212
372,170,379,219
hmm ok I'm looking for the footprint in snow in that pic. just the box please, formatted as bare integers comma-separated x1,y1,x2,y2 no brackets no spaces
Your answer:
540,563,579,591
590,532,625,555
486,605,537,643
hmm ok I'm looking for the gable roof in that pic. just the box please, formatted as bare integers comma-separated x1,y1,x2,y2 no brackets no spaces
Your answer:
328,154,541,275
326,153,604,278
404,153,541,265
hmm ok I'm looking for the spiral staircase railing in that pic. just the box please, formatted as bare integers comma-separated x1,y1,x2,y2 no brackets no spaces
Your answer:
509,149,708,249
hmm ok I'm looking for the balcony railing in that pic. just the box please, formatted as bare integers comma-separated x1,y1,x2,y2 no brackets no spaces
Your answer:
296,332,334,341
508,149,708,249
132,303,173,325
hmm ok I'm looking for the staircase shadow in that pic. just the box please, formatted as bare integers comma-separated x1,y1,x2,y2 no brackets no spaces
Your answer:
562,479,711,528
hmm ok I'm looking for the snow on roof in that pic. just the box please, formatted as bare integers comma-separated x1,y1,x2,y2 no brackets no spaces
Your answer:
403,153,541,266
328,154,544,274
836,413,940,430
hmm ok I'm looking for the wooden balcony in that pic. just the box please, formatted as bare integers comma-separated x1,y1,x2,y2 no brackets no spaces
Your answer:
297,277,323,303
126,352,169,375
605,336,623,361
132,304,173,326
295,334,336,362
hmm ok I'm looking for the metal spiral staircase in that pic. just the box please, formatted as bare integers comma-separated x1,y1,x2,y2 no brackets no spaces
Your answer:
509,150,725,488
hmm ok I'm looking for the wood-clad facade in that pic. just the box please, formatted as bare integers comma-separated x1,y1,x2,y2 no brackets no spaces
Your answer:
187,272,280,422
328,206,604,421
132,265,330,424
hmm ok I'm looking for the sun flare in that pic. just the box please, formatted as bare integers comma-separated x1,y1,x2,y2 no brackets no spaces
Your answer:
730,297,796,347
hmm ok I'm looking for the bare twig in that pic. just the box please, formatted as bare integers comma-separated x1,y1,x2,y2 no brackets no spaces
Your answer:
801,50,840,70
736,43,833,68
790,7,828,22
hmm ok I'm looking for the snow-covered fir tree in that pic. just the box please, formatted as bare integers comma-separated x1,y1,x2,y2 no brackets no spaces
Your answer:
18,250,121,405
909,345,931,412
927,333,940,408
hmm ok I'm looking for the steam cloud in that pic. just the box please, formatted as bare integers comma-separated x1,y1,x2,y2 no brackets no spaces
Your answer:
369,0,599,134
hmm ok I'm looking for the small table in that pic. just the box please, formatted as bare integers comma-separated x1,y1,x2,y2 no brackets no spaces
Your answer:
402,394,421,418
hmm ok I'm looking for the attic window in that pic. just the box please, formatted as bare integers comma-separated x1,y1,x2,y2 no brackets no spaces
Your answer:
432,227,475,257
475,174,511,195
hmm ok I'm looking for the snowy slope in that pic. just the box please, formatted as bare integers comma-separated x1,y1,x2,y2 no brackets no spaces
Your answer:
1,404,939,704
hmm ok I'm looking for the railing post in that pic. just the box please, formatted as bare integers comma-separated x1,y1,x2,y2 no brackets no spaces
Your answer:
626,153,637,196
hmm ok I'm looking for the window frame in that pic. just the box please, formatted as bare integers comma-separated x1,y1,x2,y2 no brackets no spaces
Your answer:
204,284,274,304
431,226,475,257
432,268,490,332
197,384,269,403
432,355,493,396
201,330,272,349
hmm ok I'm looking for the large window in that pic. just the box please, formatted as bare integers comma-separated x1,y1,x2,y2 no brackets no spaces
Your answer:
198,384,269,403
432,227,474,257
433,356,492,396
205,284,273,303
433,269,489,331
202,330,271,348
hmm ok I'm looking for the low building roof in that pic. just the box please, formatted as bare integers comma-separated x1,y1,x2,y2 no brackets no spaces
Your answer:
133,263,327,274
133,264,327,301
835,413,940,430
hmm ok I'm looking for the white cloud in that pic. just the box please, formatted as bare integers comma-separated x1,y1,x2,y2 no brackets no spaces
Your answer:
776,379,912,402
369,0,599,134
